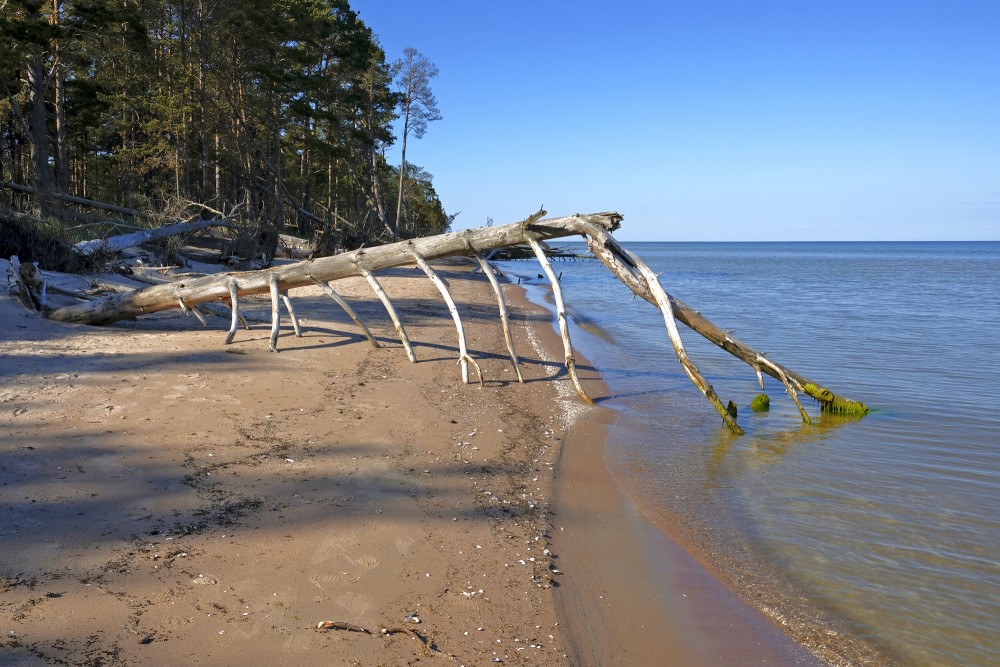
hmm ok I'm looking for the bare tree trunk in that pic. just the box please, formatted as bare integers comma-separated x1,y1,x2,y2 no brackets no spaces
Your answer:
54,69,70,194
372,148,392,238
214,134,221,200
46,212,618,324
51,0,70,196
395,118,408,236
41,211,868,430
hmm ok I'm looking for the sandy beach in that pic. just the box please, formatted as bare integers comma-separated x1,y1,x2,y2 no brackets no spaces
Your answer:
1,259,819,666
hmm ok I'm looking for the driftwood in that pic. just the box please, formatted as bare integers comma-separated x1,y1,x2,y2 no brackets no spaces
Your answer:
6,256,47,310
73,216,236,256
315,620,435,656
37,210,868,433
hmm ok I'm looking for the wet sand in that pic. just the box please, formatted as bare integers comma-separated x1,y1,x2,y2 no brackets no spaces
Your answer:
1,258,820,665
550,401,823,666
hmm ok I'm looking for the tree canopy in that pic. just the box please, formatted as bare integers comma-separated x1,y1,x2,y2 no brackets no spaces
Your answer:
0,0,452,261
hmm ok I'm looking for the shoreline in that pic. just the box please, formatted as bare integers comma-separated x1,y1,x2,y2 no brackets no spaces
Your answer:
513,281,824,666
2,257,828,666
512,265,900,667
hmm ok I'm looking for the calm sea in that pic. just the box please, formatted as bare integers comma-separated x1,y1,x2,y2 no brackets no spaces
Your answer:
504,241,999,666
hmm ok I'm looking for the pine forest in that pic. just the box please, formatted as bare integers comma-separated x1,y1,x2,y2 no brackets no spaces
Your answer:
1,0,452,267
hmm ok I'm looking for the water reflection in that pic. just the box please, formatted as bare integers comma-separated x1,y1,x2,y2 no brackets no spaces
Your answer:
708,410,862,477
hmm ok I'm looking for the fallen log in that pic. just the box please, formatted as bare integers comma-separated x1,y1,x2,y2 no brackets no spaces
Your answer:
41,210,868,432
73,216,236,256
45,212,620,325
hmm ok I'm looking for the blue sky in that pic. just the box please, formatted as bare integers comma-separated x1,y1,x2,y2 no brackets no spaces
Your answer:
351,1,999,241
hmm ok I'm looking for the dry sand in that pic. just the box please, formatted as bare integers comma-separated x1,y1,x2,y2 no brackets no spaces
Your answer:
1,259,819,666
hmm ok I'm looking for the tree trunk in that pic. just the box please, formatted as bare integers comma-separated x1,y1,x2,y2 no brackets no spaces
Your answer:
41,211,869,429
47,212,611,324
372,148,392,238
54,69,70,194
26,56,52,216
395,106,409,236
72,216,236,256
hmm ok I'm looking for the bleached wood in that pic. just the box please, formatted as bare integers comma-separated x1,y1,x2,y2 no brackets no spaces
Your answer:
574,218,866,430
528,237,592,404
411,251,472,384
46,212,622,326
633,259,743,434
361,269,416,362
39,210,867,430
281,292,302,337
176,297,207,328
190,305,208,327
224,279,239,345
472,249,524,383
268,274,281,352
757,356,812,424
310,277,380,348
73,216,235,256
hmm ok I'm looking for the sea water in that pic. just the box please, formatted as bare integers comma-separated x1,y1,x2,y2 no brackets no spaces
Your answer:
503,241,999,666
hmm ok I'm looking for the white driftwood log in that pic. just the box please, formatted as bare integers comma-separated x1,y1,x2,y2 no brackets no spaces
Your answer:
40,210,868,433
73,216,236,256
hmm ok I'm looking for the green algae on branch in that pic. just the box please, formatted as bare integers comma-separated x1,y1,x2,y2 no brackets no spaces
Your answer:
750,394,771,412
804,384,870,416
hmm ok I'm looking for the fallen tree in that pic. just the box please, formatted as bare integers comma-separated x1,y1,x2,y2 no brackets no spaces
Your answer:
31,210,867,434
72,217,237,256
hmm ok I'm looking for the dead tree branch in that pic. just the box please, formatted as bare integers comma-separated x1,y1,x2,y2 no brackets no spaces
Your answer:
40,210,868,432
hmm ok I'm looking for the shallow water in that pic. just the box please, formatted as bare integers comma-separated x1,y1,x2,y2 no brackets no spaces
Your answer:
505,241,1000,666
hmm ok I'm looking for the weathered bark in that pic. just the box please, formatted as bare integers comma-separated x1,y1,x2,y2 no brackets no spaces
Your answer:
41,210,868,432
7,256,46,311
25,57,52,216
